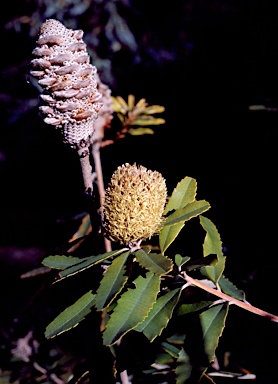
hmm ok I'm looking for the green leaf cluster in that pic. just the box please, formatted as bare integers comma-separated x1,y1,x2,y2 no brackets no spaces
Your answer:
111,94,166,137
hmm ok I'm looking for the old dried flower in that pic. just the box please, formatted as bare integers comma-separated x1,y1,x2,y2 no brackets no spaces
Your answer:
102,163,167,246
30,19,103,155
91,73,114,145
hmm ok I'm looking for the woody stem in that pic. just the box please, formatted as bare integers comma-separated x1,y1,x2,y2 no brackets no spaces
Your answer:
182,272,278,322
91,141,112,252
78,150,94,195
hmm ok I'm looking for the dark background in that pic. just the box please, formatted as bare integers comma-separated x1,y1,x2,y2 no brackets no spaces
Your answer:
0,1,278,382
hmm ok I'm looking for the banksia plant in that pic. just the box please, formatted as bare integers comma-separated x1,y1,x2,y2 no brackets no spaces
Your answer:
102,163,167,246
23,18,278,384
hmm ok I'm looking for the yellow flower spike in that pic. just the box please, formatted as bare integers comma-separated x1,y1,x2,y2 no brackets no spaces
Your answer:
102,163,167,246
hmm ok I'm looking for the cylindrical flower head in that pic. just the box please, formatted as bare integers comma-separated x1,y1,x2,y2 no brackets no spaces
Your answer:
102,163,167,245
29,19,103,154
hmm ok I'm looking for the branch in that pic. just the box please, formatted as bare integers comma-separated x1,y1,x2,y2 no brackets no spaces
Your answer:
92,140,112,252
33,361,64,384
78,149,94,195
182,272,278,323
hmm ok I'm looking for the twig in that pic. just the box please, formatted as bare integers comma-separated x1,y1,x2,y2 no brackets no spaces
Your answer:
92,140,112,252
78,148,103,242
181,272,278,322
78,149,94,195
33,361,64,384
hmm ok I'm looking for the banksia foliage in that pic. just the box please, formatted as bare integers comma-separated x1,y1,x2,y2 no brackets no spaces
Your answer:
29,19,103,155
111,94,165,138
102,163,167,246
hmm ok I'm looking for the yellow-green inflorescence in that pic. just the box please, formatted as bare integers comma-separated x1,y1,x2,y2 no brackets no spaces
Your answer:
102,163,167,246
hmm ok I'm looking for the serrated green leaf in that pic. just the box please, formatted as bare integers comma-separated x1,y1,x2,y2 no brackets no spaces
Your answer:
200,216,223,257
218,275,245,300
164,177,197,214
175,254,191,268
200,304,229,364
45,291,96,339
135,249,173,275
132,117,165,126
175,347,192,384
103,272,160,345
42,255,83,269
162,200,211,228
95,251,130,310
160,175,198,252
177,301,213,316
199,216,225,284
58,249,126,280
128,127,154,135
159,222,185,253
175,304,229,383
135,288,181,341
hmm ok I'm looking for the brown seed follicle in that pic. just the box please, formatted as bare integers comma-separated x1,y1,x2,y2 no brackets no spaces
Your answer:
30,19,103,151
37,34,64,46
